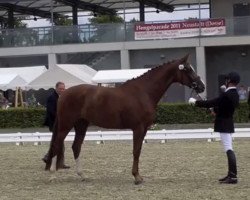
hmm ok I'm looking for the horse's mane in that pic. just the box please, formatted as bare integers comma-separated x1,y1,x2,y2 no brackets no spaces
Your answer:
121,59,177,86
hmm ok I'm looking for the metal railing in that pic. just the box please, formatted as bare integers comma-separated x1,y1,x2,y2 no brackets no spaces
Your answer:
0,16,250,48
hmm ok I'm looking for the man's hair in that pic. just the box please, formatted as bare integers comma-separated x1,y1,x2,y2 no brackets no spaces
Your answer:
55,81,65,88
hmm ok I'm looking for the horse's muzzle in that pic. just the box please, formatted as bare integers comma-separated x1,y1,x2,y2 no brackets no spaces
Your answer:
192,80,205,94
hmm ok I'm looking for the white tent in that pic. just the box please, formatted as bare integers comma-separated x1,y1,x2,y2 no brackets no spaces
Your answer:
0,66,47,83
92,68,150,84
27,64,97,90
0,74,27,91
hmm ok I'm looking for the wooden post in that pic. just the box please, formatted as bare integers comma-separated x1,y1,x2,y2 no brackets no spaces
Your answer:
14,87,24,107
15,87,18,108
19,87,24,107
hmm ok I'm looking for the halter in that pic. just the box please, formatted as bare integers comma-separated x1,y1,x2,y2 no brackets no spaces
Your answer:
179,64,202,90
179,63,204,100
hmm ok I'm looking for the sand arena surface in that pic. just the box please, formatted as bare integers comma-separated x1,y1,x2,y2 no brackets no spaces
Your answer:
0,139,250,200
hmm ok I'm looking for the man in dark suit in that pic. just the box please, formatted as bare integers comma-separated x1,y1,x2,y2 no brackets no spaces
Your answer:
43,81,70,169
189,72,240,184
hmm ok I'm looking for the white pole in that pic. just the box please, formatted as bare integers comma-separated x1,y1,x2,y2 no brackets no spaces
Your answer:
50,0,54,44
123,0,126,21
123,0,126,41
198,0,201,46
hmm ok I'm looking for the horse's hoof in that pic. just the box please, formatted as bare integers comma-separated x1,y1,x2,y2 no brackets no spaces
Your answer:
77,172,85,181
134,177,144,185
49,175,57,182
134,180,143,185
81,177,86,182
50,168,56,173
77,171,83,177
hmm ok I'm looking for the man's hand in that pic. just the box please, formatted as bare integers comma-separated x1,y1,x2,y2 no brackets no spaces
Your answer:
188,97,197,105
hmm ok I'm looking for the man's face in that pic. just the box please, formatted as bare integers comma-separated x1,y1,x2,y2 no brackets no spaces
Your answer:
56,83,65,96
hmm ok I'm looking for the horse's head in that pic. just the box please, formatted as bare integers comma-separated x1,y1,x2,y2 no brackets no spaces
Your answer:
175,54,205,94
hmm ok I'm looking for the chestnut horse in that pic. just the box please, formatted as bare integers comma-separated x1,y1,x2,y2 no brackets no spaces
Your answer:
46,54,205,184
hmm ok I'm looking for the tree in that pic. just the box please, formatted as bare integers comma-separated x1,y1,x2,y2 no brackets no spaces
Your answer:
88,14,124,24
129,17,139,23
88,14,124,43
13,18,27,28
53,16,73,26
0,17,27,29
0,18,39,47
40,17,75,45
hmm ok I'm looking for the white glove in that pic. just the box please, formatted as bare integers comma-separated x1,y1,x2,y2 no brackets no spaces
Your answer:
188,97,197,105
220,85,226,92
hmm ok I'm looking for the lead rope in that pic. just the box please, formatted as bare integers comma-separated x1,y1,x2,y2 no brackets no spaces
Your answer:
189,88,204,100
190,89,213,114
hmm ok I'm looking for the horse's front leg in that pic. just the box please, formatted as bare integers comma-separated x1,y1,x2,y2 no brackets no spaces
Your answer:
132,126,147,185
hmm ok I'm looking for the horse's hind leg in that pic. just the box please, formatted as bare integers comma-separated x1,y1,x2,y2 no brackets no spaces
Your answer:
72,118,89,179
132,125,147,185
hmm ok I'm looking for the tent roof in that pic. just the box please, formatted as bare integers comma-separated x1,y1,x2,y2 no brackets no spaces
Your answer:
28,64,97,90
57,64,96,82
0,66,47,83
0,74,27,91
92,68,150,84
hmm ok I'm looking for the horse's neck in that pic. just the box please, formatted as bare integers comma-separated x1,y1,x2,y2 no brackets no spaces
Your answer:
138,65,177,106
124,65,176,107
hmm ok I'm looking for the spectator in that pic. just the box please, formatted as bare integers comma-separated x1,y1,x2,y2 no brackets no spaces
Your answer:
238,85,247,101
27,94,37,107
43,81,70,169
0,92,9,109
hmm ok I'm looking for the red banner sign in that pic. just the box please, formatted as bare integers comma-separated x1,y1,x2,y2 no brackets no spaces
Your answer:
134,19,226,40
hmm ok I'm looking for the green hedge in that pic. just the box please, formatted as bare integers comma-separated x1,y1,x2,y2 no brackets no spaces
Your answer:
0,103,249,128
0,108,45,128
155,102,249,124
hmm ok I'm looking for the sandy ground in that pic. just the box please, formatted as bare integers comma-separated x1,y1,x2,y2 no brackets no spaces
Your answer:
0,139,250,200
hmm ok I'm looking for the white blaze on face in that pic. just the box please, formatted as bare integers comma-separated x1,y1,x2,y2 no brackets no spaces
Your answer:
189,64,195,72
189,64,205,89
50,156,57,172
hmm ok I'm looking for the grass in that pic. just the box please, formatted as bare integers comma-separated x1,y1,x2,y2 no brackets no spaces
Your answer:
0,139,250,200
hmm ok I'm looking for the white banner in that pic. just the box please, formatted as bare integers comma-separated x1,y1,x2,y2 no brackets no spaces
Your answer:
135,19,226,40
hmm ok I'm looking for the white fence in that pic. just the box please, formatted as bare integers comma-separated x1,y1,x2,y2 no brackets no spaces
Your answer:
0,128,250,145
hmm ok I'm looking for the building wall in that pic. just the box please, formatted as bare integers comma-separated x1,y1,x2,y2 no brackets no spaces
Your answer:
92,51,120,70
206,45,250,98
57,51,121,70
211,0,250,17
130,48,196,69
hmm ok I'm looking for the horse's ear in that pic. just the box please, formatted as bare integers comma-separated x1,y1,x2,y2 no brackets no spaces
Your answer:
180,54,189,63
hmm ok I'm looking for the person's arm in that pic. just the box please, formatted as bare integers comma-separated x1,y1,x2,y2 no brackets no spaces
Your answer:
195,97,220,108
